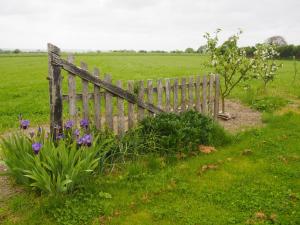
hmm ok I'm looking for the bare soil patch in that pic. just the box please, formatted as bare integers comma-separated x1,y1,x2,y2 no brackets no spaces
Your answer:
217,99,262,133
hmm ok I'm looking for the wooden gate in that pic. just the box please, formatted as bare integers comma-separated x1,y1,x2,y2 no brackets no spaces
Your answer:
48,43,220,139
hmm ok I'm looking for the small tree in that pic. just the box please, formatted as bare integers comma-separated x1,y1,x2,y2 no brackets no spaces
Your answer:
204,29,255,113
185,47,195,53
252,44,281,89
13,49,21,54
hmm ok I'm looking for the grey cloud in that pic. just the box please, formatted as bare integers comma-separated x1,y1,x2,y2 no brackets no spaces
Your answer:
0,0,299,50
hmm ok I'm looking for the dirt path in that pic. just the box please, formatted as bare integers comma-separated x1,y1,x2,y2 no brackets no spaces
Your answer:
218,99,263,133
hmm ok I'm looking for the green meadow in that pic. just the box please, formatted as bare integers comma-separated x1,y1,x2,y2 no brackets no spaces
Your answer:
0,53,300,133
0,53,300,225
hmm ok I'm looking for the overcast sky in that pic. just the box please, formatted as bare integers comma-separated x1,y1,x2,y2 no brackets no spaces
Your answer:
0,0,299,51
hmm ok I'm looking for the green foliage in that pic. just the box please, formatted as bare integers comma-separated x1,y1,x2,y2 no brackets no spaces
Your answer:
137,111,230,154
0,132,112,194
204,29,256,112
49,193,104,225
2,113,300,225
250,96,288,112
252,44,282,88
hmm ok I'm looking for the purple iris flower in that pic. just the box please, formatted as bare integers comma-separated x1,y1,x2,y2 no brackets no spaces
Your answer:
20,120,30,129
74,129,80,137
65,120,74,129
57,133,64,140
80,119,89,129
77,134,92,147
32,142,42,155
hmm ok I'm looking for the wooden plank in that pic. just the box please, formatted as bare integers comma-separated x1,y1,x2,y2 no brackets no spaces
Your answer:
147,80,154,116
181,78,186,112
104,74,113,130
67,54,76,123
165,78,171,112
93,68,101,130
195,75,201,112
173,78,178,113
137,80,144,121
80,62,89,120
48,43,63,140
202,75,207,115
157,79,163,110
214,75,220,119
52,55,164,114
188,76,194,110
117,80,125,135
127,80,134,129
208,75,214,115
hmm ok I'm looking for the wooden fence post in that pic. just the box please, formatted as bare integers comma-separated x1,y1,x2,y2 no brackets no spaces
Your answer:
48,43,63,140
181,78,186,111
80,62,89,120
93,68,101,129
127,80,135,129
165,78,171,112
137,80,145,121
173,78,178,113
195,75,201,112
188,76,194,110
202,75,207,115
105,74,113,130
67,54,76,124
214,75,220,119
117,80,125,135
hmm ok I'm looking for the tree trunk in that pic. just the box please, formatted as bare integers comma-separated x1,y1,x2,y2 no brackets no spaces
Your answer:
221,96,225,113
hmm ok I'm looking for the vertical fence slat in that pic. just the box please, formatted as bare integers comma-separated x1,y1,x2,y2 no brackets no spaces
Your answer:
195,75,201,112
104,74,113,130
202,75,207,115
173,78,178,113
67,54,76,123
214,75,220,119
157,79,163,110
188,76,194,110
181,77,186,112
117,80,125,135
127,80,134,129
80,62,89,120
147,80,153,116
93,68,101,130
208,75,214,115
48,44,63,139
137,80,144,121
165,78,171,112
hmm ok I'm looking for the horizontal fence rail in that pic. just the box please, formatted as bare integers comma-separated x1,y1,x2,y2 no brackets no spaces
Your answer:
48,43,220,139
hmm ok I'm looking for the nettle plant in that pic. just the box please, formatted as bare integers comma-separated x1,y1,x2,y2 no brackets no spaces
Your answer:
204,29,281,113
252,44,282,89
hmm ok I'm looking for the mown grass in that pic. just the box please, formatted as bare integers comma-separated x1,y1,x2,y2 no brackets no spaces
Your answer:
0,53,300,133
1,112,299,224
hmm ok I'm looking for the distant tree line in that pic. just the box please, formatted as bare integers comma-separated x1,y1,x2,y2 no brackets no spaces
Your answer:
243,45,300,59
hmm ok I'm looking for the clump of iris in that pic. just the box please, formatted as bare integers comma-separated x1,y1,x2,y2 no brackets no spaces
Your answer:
80,119,89,129
77,134,92,147
20,120,30,129
64,120,74,130
32,142,42,155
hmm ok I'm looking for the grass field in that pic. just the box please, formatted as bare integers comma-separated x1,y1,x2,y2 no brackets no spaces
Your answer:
0,54,300,224
1,112,299,224
0,53,300,133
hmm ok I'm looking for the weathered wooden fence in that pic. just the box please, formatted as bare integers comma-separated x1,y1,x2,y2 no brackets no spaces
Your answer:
48,43,220,139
